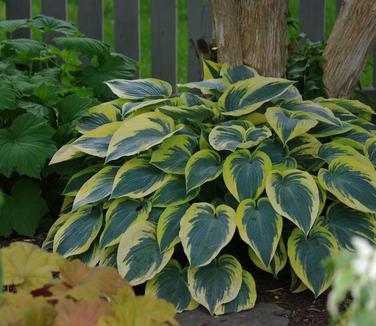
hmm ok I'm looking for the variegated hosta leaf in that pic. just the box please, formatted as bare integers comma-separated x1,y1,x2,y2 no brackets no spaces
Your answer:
365,137,376,166
72,166,119,210
309,120,352,138
77,99,124,133
53,206,103,257
105,78,172,100
248,239,287,278
157,204,190,252
148,207,165,224
63,166,102,196
145,260,198,313
288,226,338,297
106,112,177,162
99,198,152,248
281,101,340,125
150,135,198,174
318,157,376,214
318,142,363,164
203,60,222,80
290,269,308,293
209,124,272,152
319,100,358,122
339,125,374,146
187,254,243,315
185,149,222,192
214,270,256,315
117,221,174,286
99,245,118,268
257,138,288,166
265,107,317,144
49,144,85,165
157,105,213,122
223,149,272,202
218,76,294,116
324,202,376,249
220,64,258,85
72,122,122,157
178,79,225,95
123,98,171,116
42,213,71,250
266,169,320,235
320,98,375,116
72,238,103,267
236,198,283,266
111,158,169,199
180,203,236,267
151,175,200,208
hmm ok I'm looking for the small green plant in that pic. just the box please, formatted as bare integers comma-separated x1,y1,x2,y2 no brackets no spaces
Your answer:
0,242,178,326
0,16,136,237
48,60,376,315
328,237,376,326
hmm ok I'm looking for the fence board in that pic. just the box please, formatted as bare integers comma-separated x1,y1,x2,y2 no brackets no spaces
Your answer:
78,0,103,40
114,0,140,77
187,0,212,82
41,0,66,20
151,0,177,86
300,0,325,42
5,0,32,38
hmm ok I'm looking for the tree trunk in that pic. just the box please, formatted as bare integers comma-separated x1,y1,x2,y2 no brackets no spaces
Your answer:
211,0,288,77
323,0,376,98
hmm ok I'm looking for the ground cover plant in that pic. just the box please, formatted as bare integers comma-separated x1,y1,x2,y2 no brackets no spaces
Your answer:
46,60,376,315
0,16,136,238
0,241,178,325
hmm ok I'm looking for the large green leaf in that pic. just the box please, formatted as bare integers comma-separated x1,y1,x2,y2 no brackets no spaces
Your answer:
53,36,110,57
318,157,376,213
99,198,152,248
0,113,56,178
187,255,242,315
185,149,222,192
180,203,236,267
116,221,174,285
324,202,376,249
111,158,169,199
223,149,272,202
288,225,338,297
53,206,103,257
146,260,198,313
236,198,282,266
266,169,320,235
150,135,198,174
106,112,177,162
218,76,294,116
73,166,119,210
265,107,317,144
157,204,190,253
0,78,17,110
105,78,172,100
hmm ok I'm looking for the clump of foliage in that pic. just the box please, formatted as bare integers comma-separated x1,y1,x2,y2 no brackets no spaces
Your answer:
0,242,177,326
0,16,136,237
328,237,376,326
48,60,376,315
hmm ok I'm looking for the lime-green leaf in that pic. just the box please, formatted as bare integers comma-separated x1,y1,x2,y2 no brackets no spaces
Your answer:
318,157,376,213
185,149,222,192
117,221,174,285
99,198,152,248
288,226,338,297
180,203,236,267
187,255,242,315
266,169,320,235
223,149,272,202
111,158,169,199
236,198,282,266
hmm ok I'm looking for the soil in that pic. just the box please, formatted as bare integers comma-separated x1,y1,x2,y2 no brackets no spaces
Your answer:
0,234,330,326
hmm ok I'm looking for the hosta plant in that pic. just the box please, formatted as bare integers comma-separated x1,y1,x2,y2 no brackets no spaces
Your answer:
48,61,376,315
0,242,177,326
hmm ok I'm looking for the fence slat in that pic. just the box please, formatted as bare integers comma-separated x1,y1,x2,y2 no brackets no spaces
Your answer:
41,0,67,20
300,0,325,42
5,0,32,38
187,0,212,82
114,0,140,77
151,0,177,86
78,0,103,40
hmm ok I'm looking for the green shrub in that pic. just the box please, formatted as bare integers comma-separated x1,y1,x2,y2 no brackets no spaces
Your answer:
0,16,136,237
48,60,376,315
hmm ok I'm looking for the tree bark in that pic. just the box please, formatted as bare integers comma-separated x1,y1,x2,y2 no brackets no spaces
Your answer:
211,0,288,77
323,0,376,98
